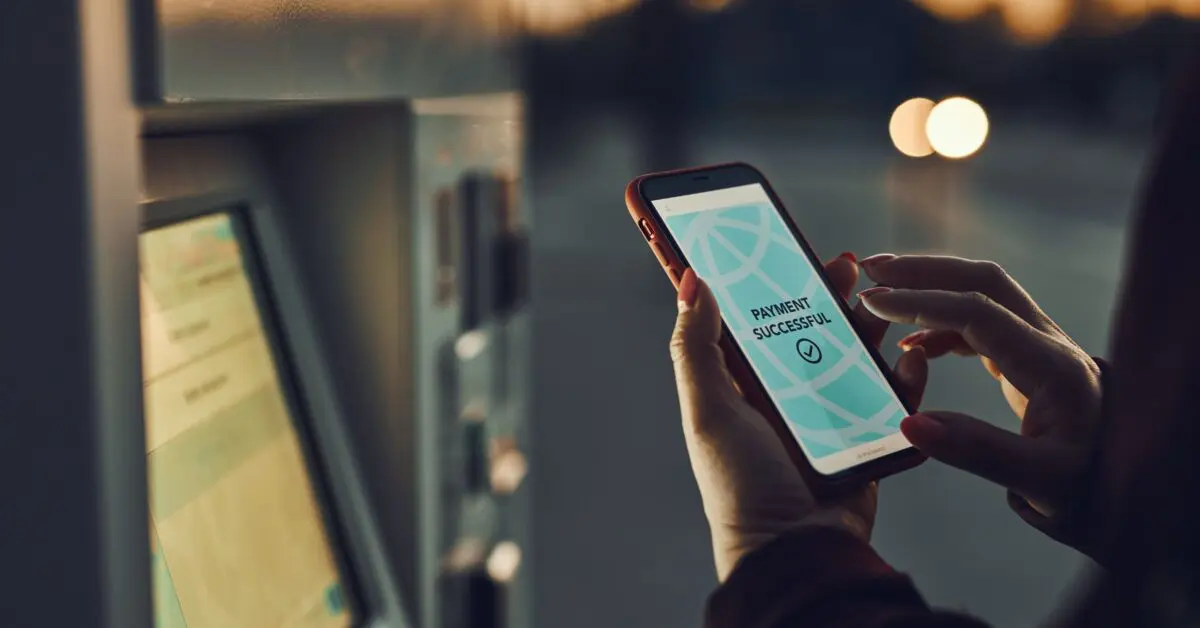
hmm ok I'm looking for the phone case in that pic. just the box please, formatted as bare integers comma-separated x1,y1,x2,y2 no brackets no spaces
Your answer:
625,163,925,495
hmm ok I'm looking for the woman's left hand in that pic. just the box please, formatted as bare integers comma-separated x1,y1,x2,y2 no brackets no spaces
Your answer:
671,253,928,581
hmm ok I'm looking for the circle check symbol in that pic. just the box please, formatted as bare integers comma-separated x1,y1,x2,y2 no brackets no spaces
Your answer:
795,338,822,364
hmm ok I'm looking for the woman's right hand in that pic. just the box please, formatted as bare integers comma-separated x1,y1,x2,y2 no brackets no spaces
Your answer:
856,254,1107,560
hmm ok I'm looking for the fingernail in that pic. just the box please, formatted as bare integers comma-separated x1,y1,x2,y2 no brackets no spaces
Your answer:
857,286,891,300
898,330,928,348
838,251,857,263
677,268,699,312
901,414,946,442
860,253,896,267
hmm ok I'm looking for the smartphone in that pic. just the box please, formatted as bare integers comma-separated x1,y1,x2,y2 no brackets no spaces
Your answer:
626,162,924,491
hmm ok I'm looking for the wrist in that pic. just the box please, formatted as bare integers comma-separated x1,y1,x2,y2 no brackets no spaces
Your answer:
736,509,872,556
798,508,874,542
717,508,873,581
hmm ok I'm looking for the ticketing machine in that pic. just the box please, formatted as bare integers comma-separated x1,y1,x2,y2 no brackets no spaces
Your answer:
139,107,414,628
2,4,528,628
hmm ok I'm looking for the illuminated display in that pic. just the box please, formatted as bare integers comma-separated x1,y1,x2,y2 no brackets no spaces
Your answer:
141,213,352,628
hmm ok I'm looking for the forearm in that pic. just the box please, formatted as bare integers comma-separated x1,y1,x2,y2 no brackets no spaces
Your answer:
705,526,990,628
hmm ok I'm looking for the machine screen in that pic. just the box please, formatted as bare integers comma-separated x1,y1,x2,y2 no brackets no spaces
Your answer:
141,213,352,628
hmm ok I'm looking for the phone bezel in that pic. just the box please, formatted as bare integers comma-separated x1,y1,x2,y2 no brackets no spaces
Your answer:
630,162,925,490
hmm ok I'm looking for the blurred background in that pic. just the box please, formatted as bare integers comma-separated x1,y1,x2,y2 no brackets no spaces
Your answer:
525,2,1193,628
6,2,1198,628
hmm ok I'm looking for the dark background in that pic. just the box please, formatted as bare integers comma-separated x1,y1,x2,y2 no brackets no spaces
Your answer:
522,2,1194,627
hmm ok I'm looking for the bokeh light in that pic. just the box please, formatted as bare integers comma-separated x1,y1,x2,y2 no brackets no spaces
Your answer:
915,0,1200,42
454,329,489,360
1003,0,1072,43
913,0,990,21
489,437,529,494
1107,0,1200,19
689,0,735,12
926,97,989,159
487,541,523,583
889,98,936,158
511,0,639,36
444,537,487,572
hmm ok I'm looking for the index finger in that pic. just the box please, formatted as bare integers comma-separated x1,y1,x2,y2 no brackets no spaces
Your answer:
825,254,889,347
861,255,1058,335
861,288,1061,397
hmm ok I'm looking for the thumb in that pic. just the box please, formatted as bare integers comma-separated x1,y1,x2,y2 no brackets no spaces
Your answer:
900,411,1074,505
671,270,741,428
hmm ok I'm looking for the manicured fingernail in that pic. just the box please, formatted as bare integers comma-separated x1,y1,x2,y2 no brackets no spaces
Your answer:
857,286,891,300
898,330,929,348
901,414,945,442
677,268,699,312
838,251,857,263
860,253,896,267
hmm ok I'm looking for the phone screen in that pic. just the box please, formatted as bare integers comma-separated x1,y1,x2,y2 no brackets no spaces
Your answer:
652,183,912,476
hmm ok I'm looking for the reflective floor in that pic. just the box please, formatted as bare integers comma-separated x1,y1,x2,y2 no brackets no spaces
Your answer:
530,113,1147,628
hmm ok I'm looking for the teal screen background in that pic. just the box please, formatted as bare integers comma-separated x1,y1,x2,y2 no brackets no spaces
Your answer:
661,195,907,459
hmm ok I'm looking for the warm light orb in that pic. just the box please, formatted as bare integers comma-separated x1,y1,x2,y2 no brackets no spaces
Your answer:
454,329,489,360
486,541,523,583
689,0,735,12
1003,0,1072,43
889,98,936,158
926,97,989,159
1170,0,1200,18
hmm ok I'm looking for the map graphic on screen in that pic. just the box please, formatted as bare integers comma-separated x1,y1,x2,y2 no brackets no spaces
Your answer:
655,184,912,475
141,213,351,628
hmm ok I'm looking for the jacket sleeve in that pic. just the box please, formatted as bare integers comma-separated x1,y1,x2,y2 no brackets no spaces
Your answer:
705,525,990,628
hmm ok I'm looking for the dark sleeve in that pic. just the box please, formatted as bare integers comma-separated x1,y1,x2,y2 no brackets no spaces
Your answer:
705,526,990,628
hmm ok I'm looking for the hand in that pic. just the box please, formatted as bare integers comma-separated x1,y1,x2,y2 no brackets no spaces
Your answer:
858,254,1105,556
671,254,928,581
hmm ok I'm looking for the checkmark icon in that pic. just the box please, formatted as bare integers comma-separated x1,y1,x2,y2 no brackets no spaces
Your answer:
796,338,823,364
